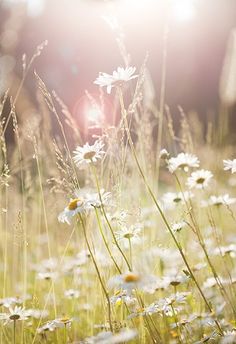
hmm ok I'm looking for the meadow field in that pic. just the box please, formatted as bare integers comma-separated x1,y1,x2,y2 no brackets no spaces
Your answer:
1,2,236,343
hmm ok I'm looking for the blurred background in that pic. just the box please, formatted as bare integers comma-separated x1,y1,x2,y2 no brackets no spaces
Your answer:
0,0,236,141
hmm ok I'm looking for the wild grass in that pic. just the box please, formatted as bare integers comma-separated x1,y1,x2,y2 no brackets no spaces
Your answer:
0,37,236,344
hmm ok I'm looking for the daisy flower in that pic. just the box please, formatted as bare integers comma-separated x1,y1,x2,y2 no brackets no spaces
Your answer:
82,189,112,208
38,317,72,333
0,297,23,308
110,290,137,308
186,169,213,189
58,197,87,225
162,191,194,210
168,153,200,173
0,306,29,325
37,321,58,333
223,159,236,173
37,271,59,281
202,194,236,207
221,330,236,344
26,309,49,319
64,289,80,299
159,148,170,159
83,328,137,344
115,223,143,242
108,272,156,293
171,221,187,233
73,139,105,169
94,66,138,94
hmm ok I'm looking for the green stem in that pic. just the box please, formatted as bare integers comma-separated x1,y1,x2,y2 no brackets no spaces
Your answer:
13,320,16,344
118,89,223,335
94,208,121,273
174,173,236,318
64,324,67,344
90,163,131,271
78,214,113,332
128,237,133,270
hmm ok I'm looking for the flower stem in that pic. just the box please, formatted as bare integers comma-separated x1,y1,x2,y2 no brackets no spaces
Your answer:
90,163,131,271
128,237,133,270
94,208,121,273
118,88,223,335
78,214,113,332
13,320,16,344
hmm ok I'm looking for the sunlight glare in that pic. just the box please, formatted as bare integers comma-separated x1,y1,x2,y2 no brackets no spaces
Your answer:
172,0,196,22
86,106,102,123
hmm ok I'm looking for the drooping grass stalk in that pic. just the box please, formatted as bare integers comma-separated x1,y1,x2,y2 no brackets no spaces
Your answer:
35,72,80,191
118,88,223,335
78,214,113,332
90,163,132,271
3,41,48,136
94,208,121,274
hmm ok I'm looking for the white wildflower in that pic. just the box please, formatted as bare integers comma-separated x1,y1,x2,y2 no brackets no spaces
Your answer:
162,191,193,210
168,153,200,173
58,197,87,225
73,140,105,169
186,169,213,189
223,159,236,173
94,67,138,94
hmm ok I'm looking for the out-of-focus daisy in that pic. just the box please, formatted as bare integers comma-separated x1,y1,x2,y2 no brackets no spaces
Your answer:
37,321,58,333
52,317,72,328
168,153,200,173
115,223,143,243
221,330,236,344
171,221,187,233
162,191,193,210
26,309,49,319
186,169,213,189
94,66,138,94
201,194,236,207
0,306,29,325
110,290,137,309
82,189,112,209
0,297,23,308
108,272,156,293
64,289,80,299
37,317,72,333
212,244,236,257
58,197,87,225
223,159,236,173
73,140,105,169
159,148,169,159
83,328,137,344
37,271,59,281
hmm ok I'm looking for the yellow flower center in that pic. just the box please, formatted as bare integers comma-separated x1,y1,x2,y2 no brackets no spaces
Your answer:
124,273,140,283
59,317,70,324
83,151,96,160
124,233,133,239
178,163,188,169
68,198,82,210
